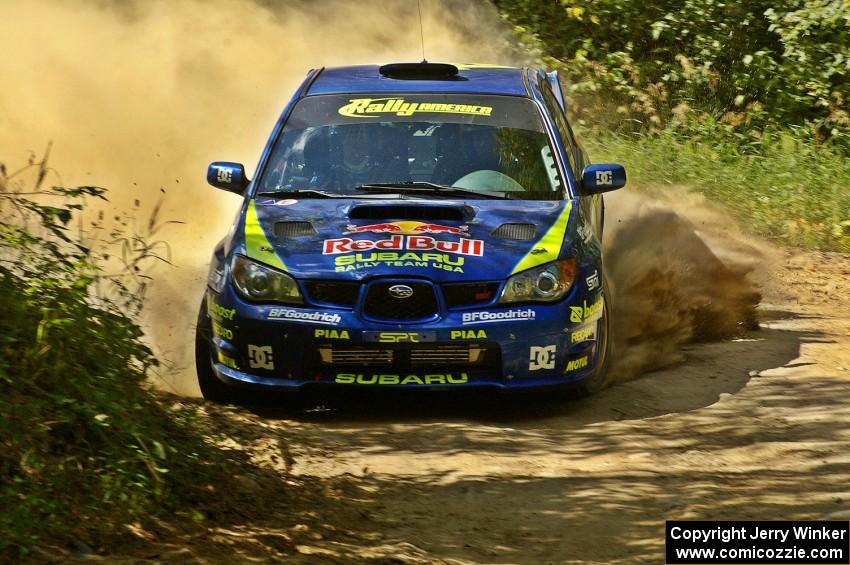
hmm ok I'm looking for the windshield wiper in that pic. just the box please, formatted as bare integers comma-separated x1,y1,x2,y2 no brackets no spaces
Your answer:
355,182,511,200
255,189,348,199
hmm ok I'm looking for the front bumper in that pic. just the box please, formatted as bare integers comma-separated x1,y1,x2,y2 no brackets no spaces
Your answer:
206,284,604,391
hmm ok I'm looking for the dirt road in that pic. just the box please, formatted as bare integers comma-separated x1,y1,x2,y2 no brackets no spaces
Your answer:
96,247,849,564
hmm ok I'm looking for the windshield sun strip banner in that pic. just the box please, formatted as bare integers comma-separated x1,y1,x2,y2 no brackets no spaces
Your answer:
245,200,287,271
338,97,493,118
285,94,545,130
510,202,572,275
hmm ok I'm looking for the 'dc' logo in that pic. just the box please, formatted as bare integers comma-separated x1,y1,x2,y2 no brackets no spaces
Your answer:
388,284,414,299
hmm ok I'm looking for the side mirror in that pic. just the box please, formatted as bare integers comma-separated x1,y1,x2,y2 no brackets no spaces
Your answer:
580,164,626,195
207,162,248,194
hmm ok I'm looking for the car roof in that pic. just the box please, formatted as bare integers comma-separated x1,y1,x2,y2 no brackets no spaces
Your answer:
305,64,530,97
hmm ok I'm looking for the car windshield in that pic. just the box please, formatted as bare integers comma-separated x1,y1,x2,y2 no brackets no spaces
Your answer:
257,94,564,200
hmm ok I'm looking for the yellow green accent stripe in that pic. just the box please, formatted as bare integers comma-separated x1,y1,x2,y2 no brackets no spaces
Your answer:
245,200,287,271
452,63,518,70
510,202,572,275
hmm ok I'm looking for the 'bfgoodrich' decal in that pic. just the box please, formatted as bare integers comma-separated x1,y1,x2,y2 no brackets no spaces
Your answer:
462,309,535,325
268,308,341,325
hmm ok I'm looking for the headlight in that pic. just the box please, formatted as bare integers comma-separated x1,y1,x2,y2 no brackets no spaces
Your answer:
499,259,576,304
231,255,303,304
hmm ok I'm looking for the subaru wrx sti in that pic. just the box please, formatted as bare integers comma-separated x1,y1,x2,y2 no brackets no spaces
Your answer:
196,62,626,401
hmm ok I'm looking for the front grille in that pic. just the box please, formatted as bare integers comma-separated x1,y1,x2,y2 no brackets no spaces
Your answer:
318,346,393,365
363,282,438,320
314,343,498,369
409,344,484,365
442,282,500,308
304,281,359,307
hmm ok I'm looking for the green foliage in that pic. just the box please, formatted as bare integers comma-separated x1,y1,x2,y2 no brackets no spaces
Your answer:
494,0,850,250
494,0,850,145
584,128,850,251
0,150,229,554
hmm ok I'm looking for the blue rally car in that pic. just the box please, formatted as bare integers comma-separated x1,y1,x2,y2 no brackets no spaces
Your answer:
196,62,626,402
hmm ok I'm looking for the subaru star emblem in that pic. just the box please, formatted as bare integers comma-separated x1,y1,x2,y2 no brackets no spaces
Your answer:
388,284,414,299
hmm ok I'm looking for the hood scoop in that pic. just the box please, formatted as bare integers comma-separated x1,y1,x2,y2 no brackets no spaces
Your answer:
492,223,537,240
349,204,473,222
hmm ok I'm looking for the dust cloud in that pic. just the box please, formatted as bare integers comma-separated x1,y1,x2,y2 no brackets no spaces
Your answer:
604,189,767,381
0,1,766,396
0,0,519,394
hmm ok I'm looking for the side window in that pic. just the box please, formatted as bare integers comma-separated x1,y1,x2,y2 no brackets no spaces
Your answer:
563,116,588,172
540,86,579,178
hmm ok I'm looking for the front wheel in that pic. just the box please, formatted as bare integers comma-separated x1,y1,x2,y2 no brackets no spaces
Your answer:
195,296,241,403
574,281,614,397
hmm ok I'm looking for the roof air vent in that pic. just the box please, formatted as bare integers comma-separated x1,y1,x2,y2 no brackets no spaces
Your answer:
378,62,460,80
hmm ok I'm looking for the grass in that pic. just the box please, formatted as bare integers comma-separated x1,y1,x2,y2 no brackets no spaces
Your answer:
583,129,850,252
0,153,235,556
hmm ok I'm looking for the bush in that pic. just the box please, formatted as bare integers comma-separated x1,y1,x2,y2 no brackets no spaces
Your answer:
0,150,230,554
494,1,850,251
494,0,850,146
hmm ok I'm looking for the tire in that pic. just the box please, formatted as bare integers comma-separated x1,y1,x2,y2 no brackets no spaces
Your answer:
574,278,614,397
195,296,241,404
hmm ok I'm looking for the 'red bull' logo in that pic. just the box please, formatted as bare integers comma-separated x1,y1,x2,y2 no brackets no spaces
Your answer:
328,221,483,257
344,221,469,236
344,223,402,234
413,223,469,235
